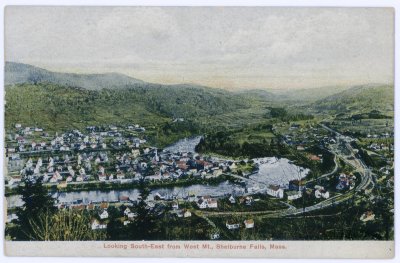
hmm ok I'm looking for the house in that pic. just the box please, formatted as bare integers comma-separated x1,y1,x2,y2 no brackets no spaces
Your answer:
315,188,330,199
100,202,109,209
91,219,107,230
183,210,192,218
244,219,254,229
226,221,240,230
8,175,22,186
79,168,86,176
99,209,109,219
296,146,305,151
172,202,179,210
153,192,165,200
7,214,19,223
175,210,184,218
124,207,131,216
229,195,236,204
176,161,187,170
127,212,137,219
119,196,130,203
266,185,284,199
197,199,208,209
210,233,220,240
286,191,302,201
197,196,218,209
7,147,16,154
71,204,85,211
308,154,321,162
49,176,58,183
57,181,67,189
76,176,84,182
131,149,140,158
245,196,253,206
360,211,375,222
336,173,353,190
207,199,218,208
289,180,306,191
116,172,125,180
99,173,107,182
213,169,223,177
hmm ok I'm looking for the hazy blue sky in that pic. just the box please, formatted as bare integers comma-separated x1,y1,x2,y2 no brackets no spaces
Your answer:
5,6,394,90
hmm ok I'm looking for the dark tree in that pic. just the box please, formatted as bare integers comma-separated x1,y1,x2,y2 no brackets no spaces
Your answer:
14,176,56,240
128,178,157,240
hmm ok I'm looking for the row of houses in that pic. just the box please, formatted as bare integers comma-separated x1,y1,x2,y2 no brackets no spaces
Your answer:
226,219,254,230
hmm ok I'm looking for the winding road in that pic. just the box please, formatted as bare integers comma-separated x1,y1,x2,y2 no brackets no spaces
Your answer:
199,124,373,219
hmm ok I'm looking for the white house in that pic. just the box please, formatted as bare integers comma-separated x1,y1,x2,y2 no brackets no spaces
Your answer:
99,174,107,182
8,175,22,186
229,195,236,204
244,219,254,229
49,176,58,183
360,211,375,222
287,191,302,201
99,210,109,219
197,199,208,209
197,197,218,209
172,202,179,210
131,149,140,158
267,185,284,199
91,219,107,230
183,210,192,218
315,189,330,199
124,207,131,216
117,173,125,180
226,222,240,230
127,212,137,219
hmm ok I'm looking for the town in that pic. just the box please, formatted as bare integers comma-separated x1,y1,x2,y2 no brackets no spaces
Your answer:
5,115,394,240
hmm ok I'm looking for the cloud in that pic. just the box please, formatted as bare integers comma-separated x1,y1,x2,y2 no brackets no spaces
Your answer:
5,6,394,90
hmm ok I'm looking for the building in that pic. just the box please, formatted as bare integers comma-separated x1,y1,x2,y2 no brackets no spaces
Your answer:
226,221,240,230
286,191,302,201
266,185,284,199
99,210,109,219
183,210,192,218
197,196,218,209
360,211,375,222
315,188,330,199
91,219,107,230
244,219,254,229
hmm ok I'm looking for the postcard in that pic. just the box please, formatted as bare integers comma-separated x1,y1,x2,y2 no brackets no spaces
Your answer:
2,4,395,259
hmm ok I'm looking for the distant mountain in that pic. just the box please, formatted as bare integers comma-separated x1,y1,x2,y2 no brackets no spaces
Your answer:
313,84,394,114
5,61,145,90
265,86,352,102
236,89,283,101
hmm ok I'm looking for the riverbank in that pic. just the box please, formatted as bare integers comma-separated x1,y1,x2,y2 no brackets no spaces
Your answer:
4,174,240,197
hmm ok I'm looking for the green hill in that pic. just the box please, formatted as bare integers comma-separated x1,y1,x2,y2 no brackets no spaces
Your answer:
262,86,352,102
313,84,394,116
5,61,145,90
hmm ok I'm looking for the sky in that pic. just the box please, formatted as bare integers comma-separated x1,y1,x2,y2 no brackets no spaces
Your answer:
5,6,394,90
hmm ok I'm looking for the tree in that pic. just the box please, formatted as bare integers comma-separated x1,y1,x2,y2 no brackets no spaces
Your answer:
128,178,157,240
27,209,106,241
15,176,56,240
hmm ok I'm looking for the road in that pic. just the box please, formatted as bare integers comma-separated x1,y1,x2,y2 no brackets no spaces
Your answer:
201,124,373,219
